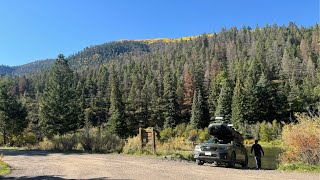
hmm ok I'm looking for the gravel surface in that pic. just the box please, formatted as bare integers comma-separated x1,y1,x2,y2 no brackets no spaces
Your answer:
1,150,319,180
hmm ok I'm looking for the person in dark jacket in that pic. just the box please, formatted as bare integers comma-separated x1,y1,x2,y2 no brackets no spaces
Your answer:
251,140,264,169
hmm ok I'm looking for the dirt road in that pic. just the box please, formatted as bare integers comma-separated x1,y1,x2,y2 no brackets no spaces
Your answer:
1,150,319,180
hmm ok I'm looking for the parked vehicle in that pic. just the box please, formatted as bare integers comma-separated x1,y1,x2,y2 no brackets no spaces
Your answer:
193,122,248,167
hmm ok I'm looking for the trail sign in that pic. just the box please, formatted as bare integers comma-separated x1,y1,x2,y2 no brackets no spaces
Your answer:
138,127,157,153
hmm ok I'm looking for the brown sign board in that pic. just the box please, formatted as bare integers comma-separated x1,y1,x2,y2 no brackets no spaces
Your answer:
139,127,158,153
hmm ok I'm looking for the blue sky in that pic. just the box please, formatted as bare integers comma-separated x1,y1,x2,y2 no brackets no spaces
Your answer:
0,0,319,66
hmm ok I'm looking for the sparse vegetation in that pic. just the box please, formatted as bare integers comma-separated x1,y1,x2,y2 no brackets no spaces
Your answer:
0,154,10,177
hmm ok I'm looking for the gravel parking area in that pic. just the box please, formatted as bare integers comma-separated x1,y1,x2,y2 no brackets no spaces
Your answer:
1,150,319,180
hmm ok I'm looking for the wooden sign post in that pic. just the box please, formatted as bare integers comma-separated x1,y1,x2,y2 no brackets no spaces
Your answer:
139,127,156,153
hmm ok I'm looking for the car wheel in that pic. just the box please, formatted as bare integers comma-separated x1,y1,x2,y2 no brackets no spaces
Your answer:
241,155,248,168
227,152,236,168
196,159,204,165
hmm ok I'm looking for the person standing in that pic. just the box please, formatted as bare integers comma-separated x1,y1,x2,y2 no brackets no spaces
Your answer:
251,140,264,169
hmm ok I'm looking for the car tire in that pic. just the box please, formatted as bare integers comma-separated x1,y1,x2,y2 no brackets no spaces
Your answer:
241,155,248,168
227,152,236,168
196,159,204,165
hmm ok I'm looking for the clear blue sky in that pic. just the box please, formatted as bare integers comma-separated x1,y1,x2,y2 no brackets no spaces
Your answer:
0,0,319,66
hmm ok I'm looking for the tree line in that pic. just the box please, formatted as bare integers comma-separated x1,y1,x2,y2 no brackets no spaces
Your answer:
0,22,319,145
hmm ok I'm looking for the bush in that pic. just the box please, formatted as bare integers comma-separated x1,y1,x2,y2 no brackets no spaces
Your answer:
52,133,78,151
259,120,279,142
198,128,210,143
160,128,174,142
23,132,37,146
79,127,96,151
280,115,320,165
174,123,187,138
39,137,54,150
188,129,198,142
123,136,142,154
259,121,271,141
96,131,124,153
78,127,124,153
278,163,320,172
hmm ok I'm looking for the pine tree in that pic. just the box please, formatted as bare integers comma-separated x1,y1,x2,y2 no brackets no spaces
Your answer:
255,73,274,122
214,71,233,122
208,76,220,121
149,78,162,128
141,77,151,127
0,81,27,145
163,69,178,128
231,78,244,130
190,90,204,128
39,54,80,137
107,63,127,138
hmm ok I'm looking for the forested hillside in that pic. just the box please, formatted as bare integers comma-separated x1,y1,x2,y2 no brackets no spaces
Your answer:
0,41,150,75
0,65,14,74
0,23,319,145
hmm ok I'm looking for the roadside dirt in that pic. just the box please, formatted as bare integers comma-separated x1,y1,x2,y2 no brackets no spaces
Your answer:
1,150,319,180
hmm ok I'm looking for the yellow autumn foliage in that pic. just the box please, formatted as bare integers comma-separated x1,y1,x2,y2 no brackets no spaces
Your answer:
136,34,214,44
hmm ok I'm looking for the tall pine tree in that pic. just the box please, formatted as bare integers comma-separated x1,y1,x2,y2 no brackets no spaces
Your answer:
39,54,80,137
0,80,27,145
163,69,179,128
190,90,204,128
107,63,128,138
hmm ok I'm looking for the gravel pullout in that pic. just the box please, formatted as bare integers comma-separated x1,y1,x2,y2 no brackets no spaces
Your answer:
1,150,319,180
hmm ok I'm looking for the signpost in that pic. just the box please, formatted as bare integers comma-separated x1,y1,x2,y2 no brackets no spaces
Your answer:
139,127,157,153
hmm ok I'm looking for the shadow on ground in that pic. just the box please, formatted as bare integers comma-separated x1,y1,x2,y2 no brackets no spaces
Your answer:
2,175,130,180
202,163,276,170
0,149,86,157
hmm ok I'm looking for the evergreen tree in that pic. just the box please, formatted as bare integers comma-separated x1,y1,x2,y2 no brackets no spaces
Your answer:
214,71,233,122
126,72,141,135
231,78,244,130
39,54,80,137
190,90,204,128
163,69,179,128
208,76,220,121
0,80,27,145
141,77,151,127
255,73,275,122
149,78,162,128
107,63,127,138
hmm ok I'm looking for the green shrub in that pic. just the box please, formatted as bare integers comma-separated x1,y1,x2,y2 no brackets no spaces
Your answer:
23,132,37,146
39,137,54,150
182,124,193,139
160,128,174,141
79,128,95,151
0,159,10,176
96,131,124,153
174,123,187,138
259,120,279,142
123,136,142,154
188,129,198,142
198,128,210,143
278,163,320,172
52,133,78,151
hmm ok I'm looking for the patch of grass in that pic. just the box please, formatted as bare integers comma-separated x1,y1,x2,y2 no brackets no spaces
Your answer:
0,146,23,150
278,163,320,173
0,159,10,177
258,140,283,148
168,151,194,161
